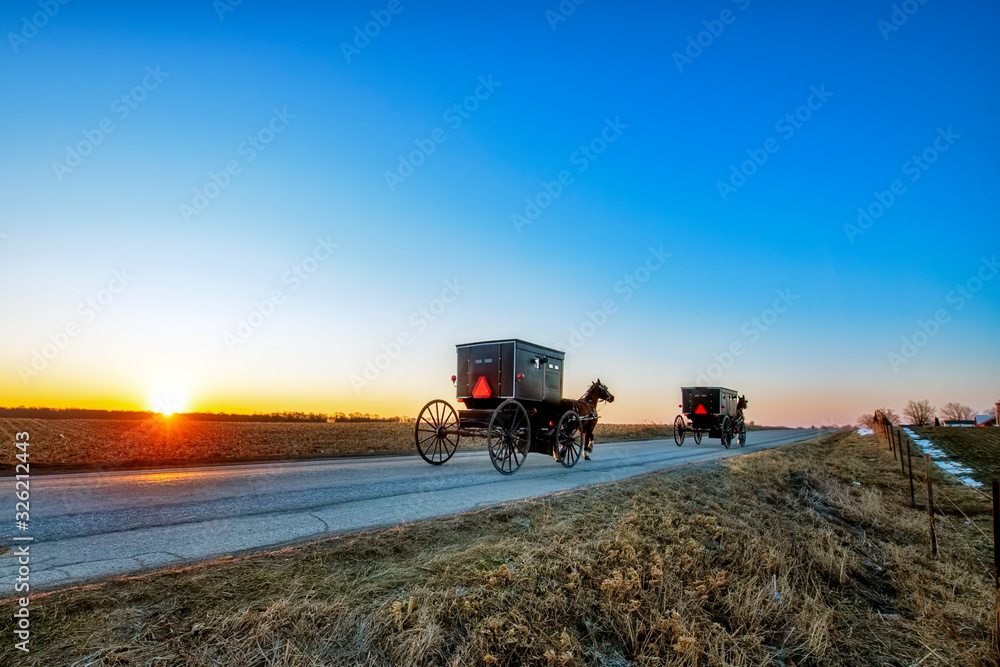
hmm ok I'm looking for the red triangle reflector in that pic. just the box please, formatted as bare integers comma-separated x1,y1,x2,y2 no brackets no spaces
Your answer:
472,376,492,399
694,403,708,415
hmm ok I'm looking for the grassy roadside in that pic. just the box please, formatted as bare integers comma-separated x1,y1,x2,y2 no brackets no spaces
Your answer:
3,430,991,665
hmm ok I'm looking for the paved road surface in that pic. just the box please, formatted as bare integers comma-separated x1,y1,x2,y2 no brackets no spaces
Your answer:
2,429,828,592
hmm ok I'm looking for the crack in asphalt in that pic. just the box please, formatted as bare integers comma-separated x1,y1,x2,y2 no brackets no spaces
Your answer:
6,550,189,573
308,513,331,533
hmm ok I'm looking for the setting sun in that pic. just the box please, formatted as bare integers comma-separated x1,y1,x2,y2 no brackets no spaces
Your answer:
151,384,187,417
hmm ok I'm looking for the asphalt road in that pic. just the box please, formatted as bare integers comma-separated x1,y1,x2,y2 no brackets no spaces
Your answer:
2,429,828,592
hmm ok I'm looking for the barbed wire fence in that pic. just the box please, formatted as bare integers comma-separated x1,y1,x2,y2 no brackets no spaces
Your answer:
870,410,999,666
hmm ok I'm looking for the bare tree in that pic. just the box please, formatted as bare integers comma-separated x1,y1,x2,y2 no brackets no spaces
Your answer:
904,400,935,425
856,413,875,429
876,407,900,425
940,402,973,421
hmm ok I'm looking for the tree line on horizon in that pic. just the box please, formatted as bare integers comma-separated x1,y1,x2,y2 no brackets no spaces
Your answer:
0,406,406,423
857,399,998,428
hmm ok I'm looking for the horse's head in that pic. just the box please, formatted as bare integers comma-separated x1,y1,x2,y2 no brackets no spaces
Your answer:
738,395,748,410
594,379,614,403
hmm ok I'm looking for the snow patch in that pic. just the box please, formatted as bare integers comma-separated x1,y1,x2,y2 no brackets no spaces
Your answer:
857,428,874,436
903,427,983,488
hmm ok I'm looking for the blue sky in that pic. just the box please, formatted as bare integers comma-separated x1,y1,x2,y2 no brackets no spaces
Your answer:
1,0,997,425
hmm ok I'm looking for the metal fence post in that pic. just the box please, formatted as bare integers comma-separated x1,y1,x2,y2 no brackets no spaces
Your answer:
905,430,915,509
925,454,937,556
899,430,907,477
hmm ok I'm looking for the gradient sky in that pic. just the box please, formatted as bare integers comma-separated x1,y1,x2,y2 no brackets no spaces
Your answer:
1,0,997,426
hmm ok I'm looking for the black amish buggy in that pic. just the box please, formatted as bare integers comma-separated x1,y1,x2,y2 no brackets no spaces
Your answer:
414,339,613,475
672,386,748,448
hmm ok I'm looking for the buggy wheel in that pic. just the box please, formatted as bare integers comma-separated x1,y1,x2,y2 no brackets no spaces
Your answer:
488,399,531,475
694,428,703,445
673,415,686,446
738,421,747,446
720,416,732,449
415,400,460,464
556,410,583,468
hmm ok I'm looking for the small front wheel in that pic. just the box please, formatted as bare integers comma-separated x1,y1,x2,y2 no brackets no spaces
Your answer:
415,400,460,464
556,410,583,468
720,416,732,449
693,429,703,445
673,415,686,446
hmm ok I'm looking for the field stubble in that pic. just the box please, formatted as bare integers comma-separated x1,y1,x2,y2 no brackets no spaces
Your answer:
0,419,721,465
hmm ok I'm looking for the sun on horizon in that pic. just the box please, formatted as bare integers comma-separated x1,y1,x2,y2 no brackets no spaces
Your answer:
151,390,187,418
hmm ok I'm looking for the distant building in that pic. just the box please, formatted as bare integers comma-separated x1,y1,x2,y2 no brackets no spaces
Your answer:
944,419,975,427
974,414,997,427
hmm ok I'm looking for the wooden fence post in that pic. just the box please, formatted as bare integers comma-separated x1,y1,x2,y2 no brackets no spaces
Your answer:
890,424,897,460
905,430,915,509
925,454,937,556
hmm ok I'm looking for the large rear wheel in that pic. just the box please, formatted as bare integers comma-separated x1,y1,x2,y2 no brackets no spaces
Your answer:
415,400,460,464
556,410,583,468
488,400,531,475
673,415,686,446
720,416,732,449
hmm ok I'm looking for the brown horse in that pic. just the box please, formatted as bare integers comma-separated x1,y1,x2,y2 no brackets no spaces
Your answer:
735,394,748,423
560,379,614,460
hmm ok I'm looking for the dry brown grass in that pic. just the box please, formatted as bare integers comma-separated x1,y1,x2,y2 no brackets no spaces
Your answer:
593,423,673,443
1,430,992,665
593,423,783,445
